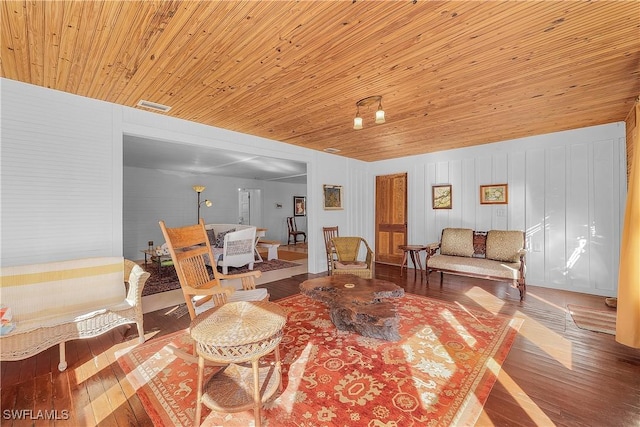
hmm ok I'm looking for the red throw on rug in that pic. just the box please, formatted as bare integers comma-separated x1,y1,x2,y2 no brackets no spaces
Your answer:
117,293,522,426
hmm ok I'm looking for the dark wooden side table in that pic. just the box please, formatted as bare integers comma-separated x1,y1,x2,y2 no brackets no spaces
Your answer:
398,245,429,277
300,274,404,341
140,249,172,275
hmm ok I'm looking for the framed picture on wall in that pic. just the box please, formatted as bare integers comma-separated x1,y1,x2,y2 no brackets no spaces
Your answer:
323,185,343,210
432,184,452,209
480,184,508,204
293,196,306,216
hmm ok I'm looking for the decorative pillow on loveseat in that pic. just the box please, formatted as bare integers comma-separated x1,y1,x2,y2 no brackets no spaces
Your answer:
206,229,217,246
214,228,235,248
440,228,475,257
485,230,524,263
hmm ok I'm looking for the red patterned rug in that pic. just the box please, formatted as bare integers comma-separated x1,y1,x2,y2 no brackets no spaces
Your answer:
117,293,522,426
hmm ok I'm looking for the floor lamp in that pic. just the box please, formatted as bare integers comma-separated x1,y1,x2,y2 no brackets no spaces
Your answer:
193,185,212,223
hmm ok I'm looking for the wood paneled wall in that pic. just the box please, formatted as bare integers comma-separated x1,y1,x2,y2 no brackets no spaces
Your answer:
373,122,626,297
421,128,625,296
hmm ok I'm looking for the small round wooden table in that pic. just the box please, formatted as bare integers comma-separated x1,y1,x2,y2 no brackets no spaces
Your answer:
398,245,429,277
190,301,286,427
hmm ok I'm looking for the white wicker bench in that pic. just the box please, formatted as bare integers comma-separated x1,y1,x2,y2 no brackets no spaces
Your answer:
0,257,149,371
257,240,281,260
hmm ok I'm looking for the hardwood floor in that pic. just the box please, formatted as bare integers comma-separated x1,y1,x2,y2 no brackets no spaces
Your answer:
2,264,639,426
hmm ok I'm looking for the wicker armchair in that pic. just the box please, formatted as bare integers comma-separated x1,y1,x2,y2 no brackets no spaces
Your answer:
330,236,374,279
159,219,268,321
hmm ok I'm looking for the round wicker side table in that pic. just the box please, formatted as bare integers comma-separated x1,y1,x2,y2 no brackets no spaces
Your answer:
190,301,286,427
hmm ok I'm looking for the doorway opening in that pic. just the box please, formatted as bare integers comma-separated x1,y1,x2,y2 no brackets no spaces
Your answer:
238,189,262,226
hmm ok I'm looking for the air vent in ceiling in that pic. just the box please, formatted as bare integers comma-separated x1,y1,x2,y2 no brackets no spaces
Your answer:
136,100,172,113
323,148,341,153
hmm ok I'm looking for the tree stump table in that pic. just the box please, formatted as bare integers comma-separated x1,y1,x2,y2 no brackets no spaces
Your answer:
299,274,405,341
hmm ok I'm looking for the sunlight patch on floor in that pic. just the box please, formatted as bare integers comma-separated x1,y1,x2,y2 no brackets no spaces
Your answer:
464,286,574,369
441,308,477,348
516,300,573,370
464,286,506,315
494,367,554,425
275,342,314,414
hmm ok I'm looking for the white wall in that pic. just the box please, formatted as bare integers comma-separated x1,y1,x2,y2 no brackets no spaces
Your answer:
0,79,123,266
0,78,355,273
371,123,626,297
0,79,627,296
123,166,306,260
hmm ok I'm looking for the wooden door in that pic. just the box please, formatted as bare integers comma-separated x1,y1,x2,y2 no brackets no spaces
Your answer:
375,173,407,265
238,190,251,224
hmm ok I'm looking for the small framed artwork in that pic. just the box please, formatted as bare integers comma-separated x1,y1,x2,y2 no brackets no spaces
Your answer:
293,196,306,216
432,184,452,209
480,184,508,204
323,185,343,210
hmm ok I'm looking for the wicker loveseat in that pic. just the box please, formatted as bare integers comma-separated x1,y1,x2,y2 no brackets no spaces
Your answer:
0,257,149,371
425,228,526,300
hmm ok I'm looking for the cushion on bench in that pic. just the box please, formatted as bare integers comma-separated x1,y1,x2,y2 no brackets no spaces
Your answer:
440,228,475,257
486,230,525,263
0,257,149,370
335,261,368,270
0,257,125,334
427,254,520,281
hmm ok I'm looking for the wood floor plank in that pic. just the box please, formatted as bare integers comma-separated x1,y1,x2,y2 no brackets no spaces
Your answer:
67,340,98,426
0,381,18,427
51,370,74,427
86,331,136,427
17,350,37,384
12,377,35,427
32,373,53,427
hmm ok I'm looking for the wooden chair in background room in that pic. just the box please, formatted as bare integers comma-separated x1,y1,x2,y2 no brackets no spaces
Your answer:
159,219,268,322
330,236,375,279
287,217,307,245
322,226,339,273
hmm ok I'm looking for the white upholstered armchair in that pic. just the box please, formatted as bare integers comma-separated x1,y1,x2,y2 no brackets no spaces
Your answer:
217,226,257,274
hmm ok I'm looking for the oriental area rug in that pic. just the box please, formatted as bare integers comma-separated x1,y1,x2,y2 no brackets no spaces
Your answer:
117,293,522,426
141,259,301,296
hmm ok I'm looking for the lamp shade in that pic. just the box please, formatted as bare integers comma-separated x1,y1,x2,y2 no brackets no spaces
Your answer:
375,108,385,124
353,116,363,130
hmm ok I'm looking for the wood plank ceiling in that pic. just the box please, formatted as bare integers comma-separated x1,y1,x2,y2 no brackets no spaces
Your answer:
1,1,639,162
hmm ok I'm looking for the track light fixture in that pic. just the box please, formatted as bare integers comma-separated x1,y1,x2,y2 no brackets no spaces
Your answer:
353,95,385,130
